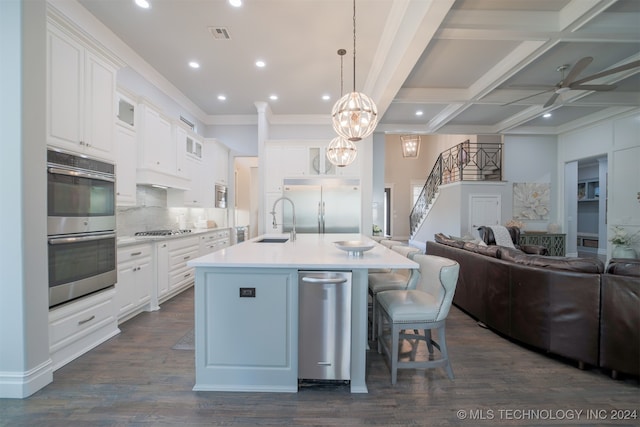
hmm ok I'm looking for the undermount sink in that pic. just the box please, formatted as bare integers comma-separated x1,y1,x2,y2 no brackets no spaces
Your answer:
255,237,289,243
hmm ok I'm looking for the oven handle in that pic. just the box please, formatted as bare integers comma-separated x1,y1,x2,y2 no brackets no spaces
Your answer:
48,232,116,245
48,167,115,183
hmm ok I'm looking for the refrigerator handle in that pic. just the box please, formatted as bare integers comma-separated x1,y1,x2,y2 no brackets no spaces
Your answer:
317,201,322,233
322,201,326,233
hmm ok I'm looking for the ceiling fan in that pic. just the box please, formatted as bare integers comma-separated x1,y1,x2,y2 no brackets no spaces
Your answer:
505,56,640,108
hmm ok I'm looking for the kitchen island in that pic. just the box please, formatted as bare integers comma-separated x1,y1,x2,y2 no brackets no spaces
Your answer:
187,233,418,393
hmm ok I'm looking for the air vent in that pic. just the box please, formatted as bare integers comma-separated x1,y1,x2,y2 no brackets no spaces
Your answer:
180,116,195,131
208,27,231,40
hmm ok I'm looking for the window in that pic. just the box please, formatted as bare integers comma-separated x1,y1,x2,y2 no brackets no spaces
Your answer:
411,181,423,208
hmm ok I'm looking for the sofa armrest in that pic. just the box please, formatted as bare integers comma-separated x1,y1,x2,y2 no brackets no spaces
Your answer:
519,244,549,255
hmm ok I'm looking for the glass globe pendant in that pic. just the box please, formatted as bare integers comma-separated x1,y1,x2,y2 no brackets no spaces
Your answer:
330,0,378,142
332,91,378,142
326,136,357,167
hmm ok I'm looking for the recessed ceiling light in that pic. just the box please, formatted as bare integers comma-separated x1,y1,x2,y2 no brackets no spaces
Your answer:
543,113,552,118
188,61,200,69
135,0,150,9
255,60,266,68
415,110,424,116
229,0,242,7
322,94,331,101
217,95,226,101
269,95,278,101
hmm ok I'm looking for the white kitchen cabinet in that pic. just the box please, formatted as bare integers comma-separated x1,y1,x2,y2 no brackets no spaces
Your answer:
211,139,229,185
138,103,173,172
46,21,120,161
175,124,200,179
308,146,336,176
155,242,169,307
115,243,153,322
179,126,203,161
167,155,207,207
168,236,200,297
283,146,308,177
154,237,199,305
136,102,189,189
114,123,137,206
264,143,310,192
49,287,119,371
265,145,284,193
198,229,231,255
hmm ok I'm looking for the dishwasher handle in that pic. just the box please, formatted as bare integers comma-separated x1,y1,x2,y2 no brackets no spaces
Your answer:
301,276,348,285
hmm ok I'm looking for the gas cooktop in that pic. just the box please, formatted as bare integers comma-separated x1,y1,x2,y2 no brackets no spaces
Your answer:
134,229,192,237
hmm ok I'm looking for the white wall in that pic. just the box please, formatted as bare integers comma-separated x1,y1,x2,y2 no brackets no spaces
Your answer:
0,0,52,398
502,134,558,232
558,109,640,259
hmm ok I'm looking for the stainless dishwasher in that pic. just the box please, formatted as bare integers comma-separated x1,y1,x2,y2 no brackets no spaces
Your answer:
298,271,352,381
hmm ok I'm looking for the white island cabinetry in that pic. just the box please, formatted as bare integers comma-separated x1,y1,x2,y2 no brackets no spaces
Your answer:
188,234,418,393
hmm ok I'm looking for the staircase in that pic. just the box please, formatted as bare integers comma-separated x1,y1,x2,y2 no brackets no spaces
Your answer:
409,141,503,240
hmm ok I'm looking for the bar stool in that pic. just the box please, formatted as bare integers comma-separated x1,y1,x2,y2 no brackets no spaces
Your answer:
368,244,421,342
376,254,460,384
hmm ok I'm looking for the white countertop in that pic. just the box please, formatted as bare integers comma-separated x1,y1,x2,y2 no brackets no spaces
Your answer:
187,233,419,269
117,227,230,247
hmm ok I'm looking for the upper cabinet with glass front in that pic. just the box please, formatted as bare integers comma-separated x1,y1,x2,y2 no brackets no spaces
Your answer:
46,14,122,161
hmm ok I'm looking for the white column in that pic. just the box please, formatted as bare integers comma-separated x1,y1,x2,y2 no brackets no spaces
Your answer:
255,101,270,235
0,0,52,398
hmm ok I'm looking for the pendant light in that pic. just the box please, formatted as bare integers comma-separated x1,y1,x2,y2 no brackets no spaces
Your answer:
401,134,421,158
327,135,358,167
331,0,378,142
327,49,358,167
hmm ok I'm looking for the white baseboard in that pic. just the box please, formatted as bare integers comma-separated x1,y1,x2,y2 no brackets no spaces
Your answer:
0,358,53,398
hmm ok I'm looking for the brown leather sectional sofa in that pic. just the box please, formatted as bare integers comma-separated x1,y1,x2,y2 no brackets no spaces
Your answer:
599,258,640,378
427,234,639,378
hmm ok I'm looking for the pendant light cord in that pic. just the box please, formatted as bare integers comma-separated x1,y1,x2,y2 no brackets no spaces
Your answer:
352,0,357,92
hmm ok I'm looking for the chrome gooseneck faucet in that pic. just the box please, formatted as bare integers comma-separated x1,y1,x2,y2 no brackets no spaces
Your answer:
270,196,296,241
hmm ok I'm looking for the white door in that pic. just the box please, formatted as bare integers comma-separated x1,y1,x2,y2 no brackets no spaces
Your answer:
469,194,501,238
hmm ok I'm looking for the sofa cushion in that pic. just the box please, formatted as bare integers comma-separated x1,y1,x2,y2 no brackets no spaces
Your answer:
434,233,466,249
511,255,604,274
497,247,526,262
463,241,501,258
606,258,640,277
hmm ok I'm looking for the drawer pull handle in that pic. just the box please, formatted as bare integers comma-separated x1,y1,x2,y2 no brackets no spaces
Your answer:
183,255,190,260
184,272,191,278
78,315,95,325
130,251,142,256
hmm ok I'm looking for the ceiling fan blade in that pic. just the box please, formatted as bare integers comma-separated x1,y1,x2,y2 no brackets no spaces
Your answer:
502,89,552,106
569,84,617,91
561,57,593,87
571,60,640,85
543,92,559,108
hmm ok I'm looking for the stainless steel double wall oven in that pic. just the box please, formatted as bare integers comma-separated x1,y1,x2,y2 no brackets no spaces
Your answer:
47,148,117,308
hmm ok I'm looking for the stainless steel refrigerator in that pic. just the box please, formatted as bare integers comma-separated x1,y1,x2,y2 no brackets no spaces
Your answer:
282,178,360,234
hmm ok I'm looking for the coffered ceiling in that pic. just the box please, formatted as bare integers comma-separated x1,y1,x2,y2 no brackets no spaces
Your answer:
77,0,640,135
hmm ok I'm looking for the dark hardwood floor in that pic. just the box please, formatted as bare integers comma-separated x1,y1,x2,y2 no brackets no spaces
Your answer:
1,286,638,426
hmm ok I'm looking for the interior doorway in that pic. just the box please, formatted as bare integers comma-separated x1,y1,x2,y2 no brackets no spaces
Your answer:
233,157,259,239
383,186,392,237
576,156,607,261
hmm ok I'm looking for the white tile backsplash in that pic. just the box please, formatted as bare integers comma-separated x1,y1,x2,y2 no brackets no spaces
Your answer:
117,186,228,237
